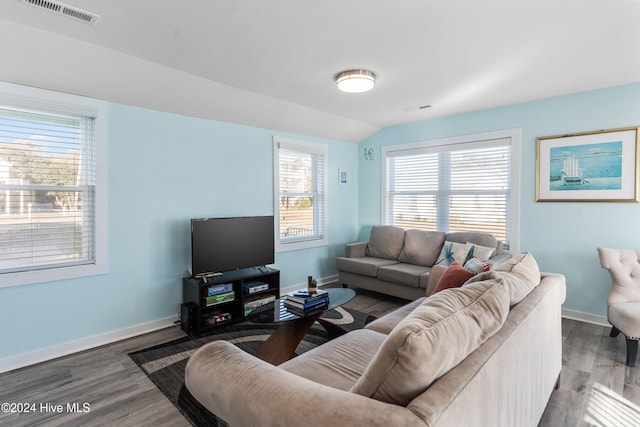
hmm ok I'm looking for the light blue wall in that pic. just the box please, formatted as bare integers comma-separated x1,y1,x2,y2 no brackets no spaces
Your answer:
0,103,358,360
358,82,640,318
3,81,638,361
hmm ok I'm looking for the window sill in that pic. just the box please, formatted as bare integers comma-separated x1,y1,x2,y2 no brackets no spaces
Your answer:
0,263,108,288
276,237,327,253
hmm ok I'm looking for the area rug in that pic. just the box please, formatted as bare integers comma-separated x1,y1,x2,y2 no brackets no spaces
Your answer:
129,306,372,426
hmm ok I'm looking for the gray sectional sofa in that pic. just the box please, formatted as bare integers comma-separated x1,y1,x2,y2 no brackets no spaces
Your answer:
336,226,512,300
184,252,566,427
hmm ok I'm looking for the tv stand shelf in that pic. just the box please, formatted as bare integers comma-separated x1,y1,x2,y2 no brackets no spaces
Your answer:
181,266,280,334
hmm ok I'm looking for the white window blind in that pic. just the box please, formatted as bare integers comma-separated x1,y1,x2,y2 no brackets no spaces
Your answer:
0,106,96,273
385,138,511,245
274,138,327,250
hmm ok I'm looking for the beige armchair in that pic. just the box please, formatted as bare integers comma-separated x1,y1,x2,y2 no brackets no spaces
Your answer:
597,247,640,367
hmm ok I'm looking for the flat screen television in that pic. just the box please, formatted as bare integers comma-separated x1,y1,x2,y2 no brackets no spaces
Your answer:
191,216,274,276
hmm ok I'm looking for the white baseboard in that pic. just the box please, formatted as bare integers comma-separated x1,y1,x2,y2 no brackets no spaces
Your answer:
281,274,338,295
562,309,609,327
1,275,342,374
0,315,178,374
4,284,601,375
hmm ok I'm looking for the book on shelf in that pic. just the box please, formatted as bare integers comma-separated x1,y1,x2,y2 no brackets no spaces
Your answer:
244,281,270,294
244,301,275,317
206,283,234,297
284,288,329,304
204,290,235,306
244,294,276,316
285,301,329,317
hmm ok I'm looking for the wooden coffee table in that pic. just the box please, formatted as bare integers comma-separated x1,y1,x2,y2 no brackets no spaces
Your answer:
246,287,356,365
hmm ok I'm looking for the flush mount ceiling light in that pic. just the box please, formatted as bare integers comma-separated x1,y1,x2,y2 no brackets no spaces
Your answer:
335,69,376,93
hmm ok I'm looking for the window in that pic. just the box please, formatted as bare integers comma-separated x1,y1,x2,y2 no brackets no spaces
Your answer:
0,82,107,287
273,137,328,251
383,130,520,250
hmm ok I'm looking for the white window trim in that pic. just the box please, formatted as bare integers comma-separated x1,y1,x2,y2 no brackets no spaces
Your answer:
273,136,328,252
381,128,521,253
0,81,108,288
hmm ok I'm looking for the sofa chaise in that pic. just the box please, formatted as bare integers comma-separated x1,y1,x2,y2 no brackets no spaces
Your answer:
184,252,566,427
336,226,512,300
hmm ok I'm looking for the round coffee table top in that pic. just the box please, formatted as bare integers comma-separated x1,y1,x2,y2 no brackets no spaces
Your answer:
247,287,355,323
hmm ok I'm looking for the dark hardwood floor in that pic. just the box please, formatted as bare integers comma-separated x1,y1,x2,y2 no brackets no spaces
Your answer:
0,288,638,426
0,324,189,427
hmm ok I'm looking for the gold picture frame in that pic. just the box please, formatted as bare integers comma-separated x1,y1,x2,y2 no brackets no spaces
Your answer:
536,126,640,202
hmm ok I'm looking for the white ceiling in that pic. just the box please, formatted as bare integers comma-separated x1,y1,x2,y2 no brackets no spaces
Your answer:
1,0,639,142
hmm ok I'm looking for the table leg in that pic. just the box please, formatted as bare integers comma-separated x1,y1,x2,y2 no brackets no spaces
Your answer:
316,318,349,338
255,314,320,365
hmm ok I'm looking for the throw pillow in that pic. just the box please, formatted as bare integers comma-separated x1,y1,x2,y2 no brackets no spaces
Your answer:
431,262,474,294
435,241,471,266
465,242,496,261
463,257,491,274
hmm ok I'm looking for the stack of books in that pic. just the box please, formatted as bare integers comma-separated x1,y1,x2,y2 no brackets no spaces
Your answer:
284,289,330,317
203,283,235,307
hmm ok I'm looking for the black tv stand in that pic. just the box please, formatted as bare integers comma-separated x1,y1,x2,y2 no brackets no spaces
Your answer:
181,266,280,334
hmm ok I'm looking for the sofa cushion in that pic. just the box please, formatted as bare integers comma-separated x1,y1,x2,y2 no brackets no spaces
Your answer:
493,251,540,288
350,280,511,406
431,262,475,294
466,252,540,306
496,252,540,305
377,263,431,288
435,241,472,266
280,329,387,391
365,226,406,260
398,230,446,266
365,297,427,335
336,256,399,278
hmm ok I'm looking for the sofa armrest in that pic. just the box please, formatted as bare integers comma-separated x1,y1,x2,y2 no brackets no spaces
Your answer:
426,265,448,296
345,241,367,258
185,340,423,427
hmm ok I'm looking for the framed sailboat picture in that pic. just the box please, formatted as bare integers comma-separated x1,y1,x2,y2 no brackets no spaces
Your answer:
536,127,640,202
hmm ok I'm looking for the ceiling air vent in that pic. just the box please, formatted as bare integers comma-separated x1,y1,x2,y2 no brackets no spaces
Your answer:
20,0,100,25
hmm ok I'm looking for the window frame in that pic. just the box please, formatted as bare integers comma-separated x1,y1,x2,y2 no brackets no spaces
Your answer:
273,136,328,252
381,129,521,252
0,81,108,288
